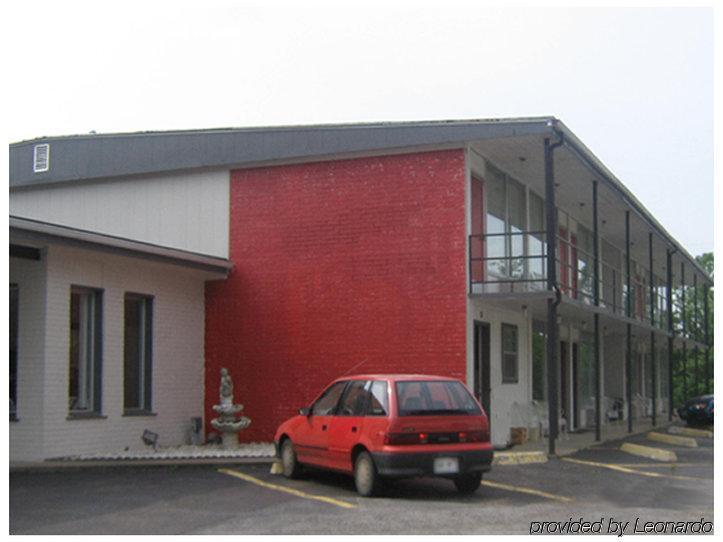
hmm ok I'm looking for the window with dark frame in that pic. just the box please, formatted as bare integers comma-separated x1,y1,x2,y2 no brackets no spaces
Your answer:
10,284,18,420
69,287,103,414
501,323,519,383
124,294,153,413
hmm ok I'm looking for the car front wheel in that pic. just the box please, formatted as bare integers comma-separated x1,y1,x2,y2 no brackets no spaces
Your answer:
280,438,302,479
454,472,483,494
354,451,381,497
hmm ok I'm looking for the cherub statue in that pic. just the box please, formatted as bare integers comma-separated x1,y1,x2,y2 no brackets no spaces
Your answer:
220,368,233,400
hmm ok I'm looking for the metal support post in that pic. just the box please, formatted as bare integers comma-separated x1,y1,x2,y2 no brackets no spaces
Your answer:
649,232,656,425
625,211,633,433
593,180,601,441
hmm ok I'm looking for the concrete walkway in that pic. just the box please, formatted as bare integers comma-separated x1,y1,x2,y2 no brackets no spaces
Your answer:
11,418,679,471
509,418,673,455
10,443,275,472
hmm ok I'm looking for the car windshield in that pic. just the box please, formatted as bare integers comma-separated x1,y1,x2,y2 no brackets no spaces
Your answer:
395,381,482,416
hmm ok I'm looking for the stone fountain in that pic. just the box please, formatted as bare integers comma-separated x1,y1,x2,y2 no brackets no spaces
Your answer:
210,368,251,449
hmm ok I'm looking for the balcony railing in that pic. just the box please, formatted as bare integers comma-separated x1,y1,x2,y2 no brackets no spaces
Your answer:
469,231,673,332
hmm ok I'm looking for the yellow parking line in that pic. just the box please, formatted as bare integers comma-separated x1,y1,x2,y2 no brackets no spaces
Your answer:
562,457,705,481
614,462,704,468
481,480,573,503
218,468,357,509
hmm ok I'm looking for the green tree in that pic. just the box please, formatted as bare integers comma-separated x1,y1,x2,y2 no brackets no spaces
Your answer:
672,252,713,406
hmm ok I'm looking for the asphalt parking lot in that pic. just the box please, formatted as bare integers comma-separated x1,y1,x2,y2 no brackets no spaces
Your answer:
9,426,714,535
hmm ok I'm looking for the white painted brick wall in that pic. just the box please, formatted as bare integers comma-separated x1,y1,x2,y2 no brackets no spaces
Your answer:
9,255,48,461
10,242,216,461
466,299,532,447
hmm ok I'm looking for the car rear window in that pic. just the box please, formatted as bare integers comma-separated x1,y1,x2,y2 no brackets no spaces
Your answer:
395,381,482,416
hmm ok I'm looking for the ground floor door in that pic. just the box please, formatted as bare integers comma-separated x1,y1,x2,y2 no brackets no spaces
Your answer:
560,341,568,424
572,342,579,430
473,321,491,425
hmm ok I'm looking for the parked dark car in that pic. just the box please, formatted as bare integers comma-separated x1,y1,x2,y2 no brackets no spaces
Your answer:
274,374,493,496
677,394,713,426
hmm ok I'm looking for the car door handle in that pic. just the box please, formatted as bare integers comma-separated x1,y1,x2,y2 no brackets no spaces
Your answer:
321,425,327,431
351,427,357,433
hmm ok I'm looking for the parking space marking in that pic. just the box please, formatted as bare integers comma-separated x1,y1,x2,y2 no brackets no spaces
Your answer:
218,468,357,509
480,480,573,503
613,462,705,468
561,457,706,481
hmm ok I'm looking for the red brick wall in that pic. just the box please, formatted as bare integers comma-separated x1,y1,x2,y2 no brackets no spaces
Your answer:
205,150,468,442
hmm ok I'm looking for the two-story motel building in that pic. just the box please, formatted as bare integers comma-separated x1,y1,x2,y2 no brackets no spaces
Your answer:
9,118,712,461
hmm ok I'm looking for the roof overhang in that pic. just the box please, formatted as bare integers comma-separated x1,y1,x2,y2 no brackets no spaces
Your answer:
9,215,233,275
8,116,710,285
9,117,554,188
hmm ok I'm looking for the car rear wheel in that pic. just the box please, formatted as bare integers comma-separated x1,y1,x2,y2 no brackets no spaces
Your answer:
453,472,482,495
354,451,381,497
280,438,302,479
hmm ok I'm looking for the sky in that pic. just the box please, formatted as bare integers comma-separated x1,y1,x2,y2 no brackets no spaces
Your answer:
4,1,716,255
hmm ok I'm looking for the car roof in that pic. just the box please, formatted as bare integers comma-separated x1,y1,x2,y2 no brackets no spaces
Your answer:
335,374,459,382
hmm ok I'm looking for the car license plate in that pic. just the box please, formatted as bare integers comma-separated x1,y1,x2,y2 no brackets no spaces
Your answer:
433,457,459,474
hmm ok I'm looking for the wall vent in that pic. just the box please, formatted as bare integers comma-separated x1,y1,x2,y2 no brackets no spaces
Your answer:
33,144,50,173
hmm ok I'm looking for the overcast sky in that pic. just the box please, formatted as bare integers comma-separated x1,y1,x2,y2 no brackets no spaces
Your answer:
5,2,715,255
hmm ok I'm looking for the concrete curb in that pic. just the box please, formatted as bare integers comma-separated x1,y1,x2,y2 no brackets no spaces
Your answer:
620,442,677,463
493,451,548,466
10,456,274,473
647,432,698,448
668,426,713,438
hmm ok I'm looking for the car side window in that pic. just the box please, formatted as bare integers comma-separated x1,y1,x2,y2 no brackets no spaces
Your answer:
337,380,369,417
311,382,348,416
367,381,389,416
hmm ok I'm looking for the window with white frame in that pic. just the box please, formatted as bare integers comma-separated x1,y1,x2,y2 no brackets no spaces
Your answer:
485,163,528,280
501,323,519,384
124,294,153,413
69,287,103,413
528,192,546,284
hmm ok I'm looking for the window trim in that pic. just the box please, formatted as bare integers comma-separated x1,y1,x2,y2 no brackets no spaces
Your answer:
123,292,154,415
501,322,519,384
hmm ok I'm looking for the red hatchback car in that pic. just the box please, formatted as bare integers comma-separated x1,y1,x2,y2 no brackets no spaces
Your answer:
274,374,493,496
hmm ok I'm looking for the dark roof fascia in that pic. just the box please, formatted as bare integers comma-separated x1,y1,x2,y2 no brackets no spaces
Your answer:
9,118,554,188
9,215,233,275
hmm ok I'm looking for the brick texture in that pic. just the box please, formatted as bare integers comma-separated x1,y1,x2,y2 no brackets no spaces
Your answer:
205,150,468,441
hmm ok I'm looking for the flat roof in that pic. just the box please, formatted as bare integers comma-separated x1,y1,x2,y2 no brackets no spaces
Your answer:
10,215,233,274
9,117,554,187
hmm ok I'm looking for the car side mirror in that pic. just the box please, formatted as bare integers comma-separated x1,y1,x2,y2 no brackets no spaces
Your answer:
299,407,311,416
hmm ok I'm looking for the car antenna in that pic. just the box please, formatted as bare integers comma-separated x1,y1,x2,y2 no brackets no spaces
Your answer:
341,359,366,377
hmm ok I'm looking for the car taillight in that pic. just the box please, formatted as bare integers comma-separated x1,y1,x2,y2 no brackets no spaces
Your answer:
459,430,488,442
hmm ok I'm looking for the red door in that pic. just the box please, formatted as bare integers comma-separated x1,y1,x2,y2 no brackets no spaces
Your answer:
293,381,347,466
327,380,368,472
